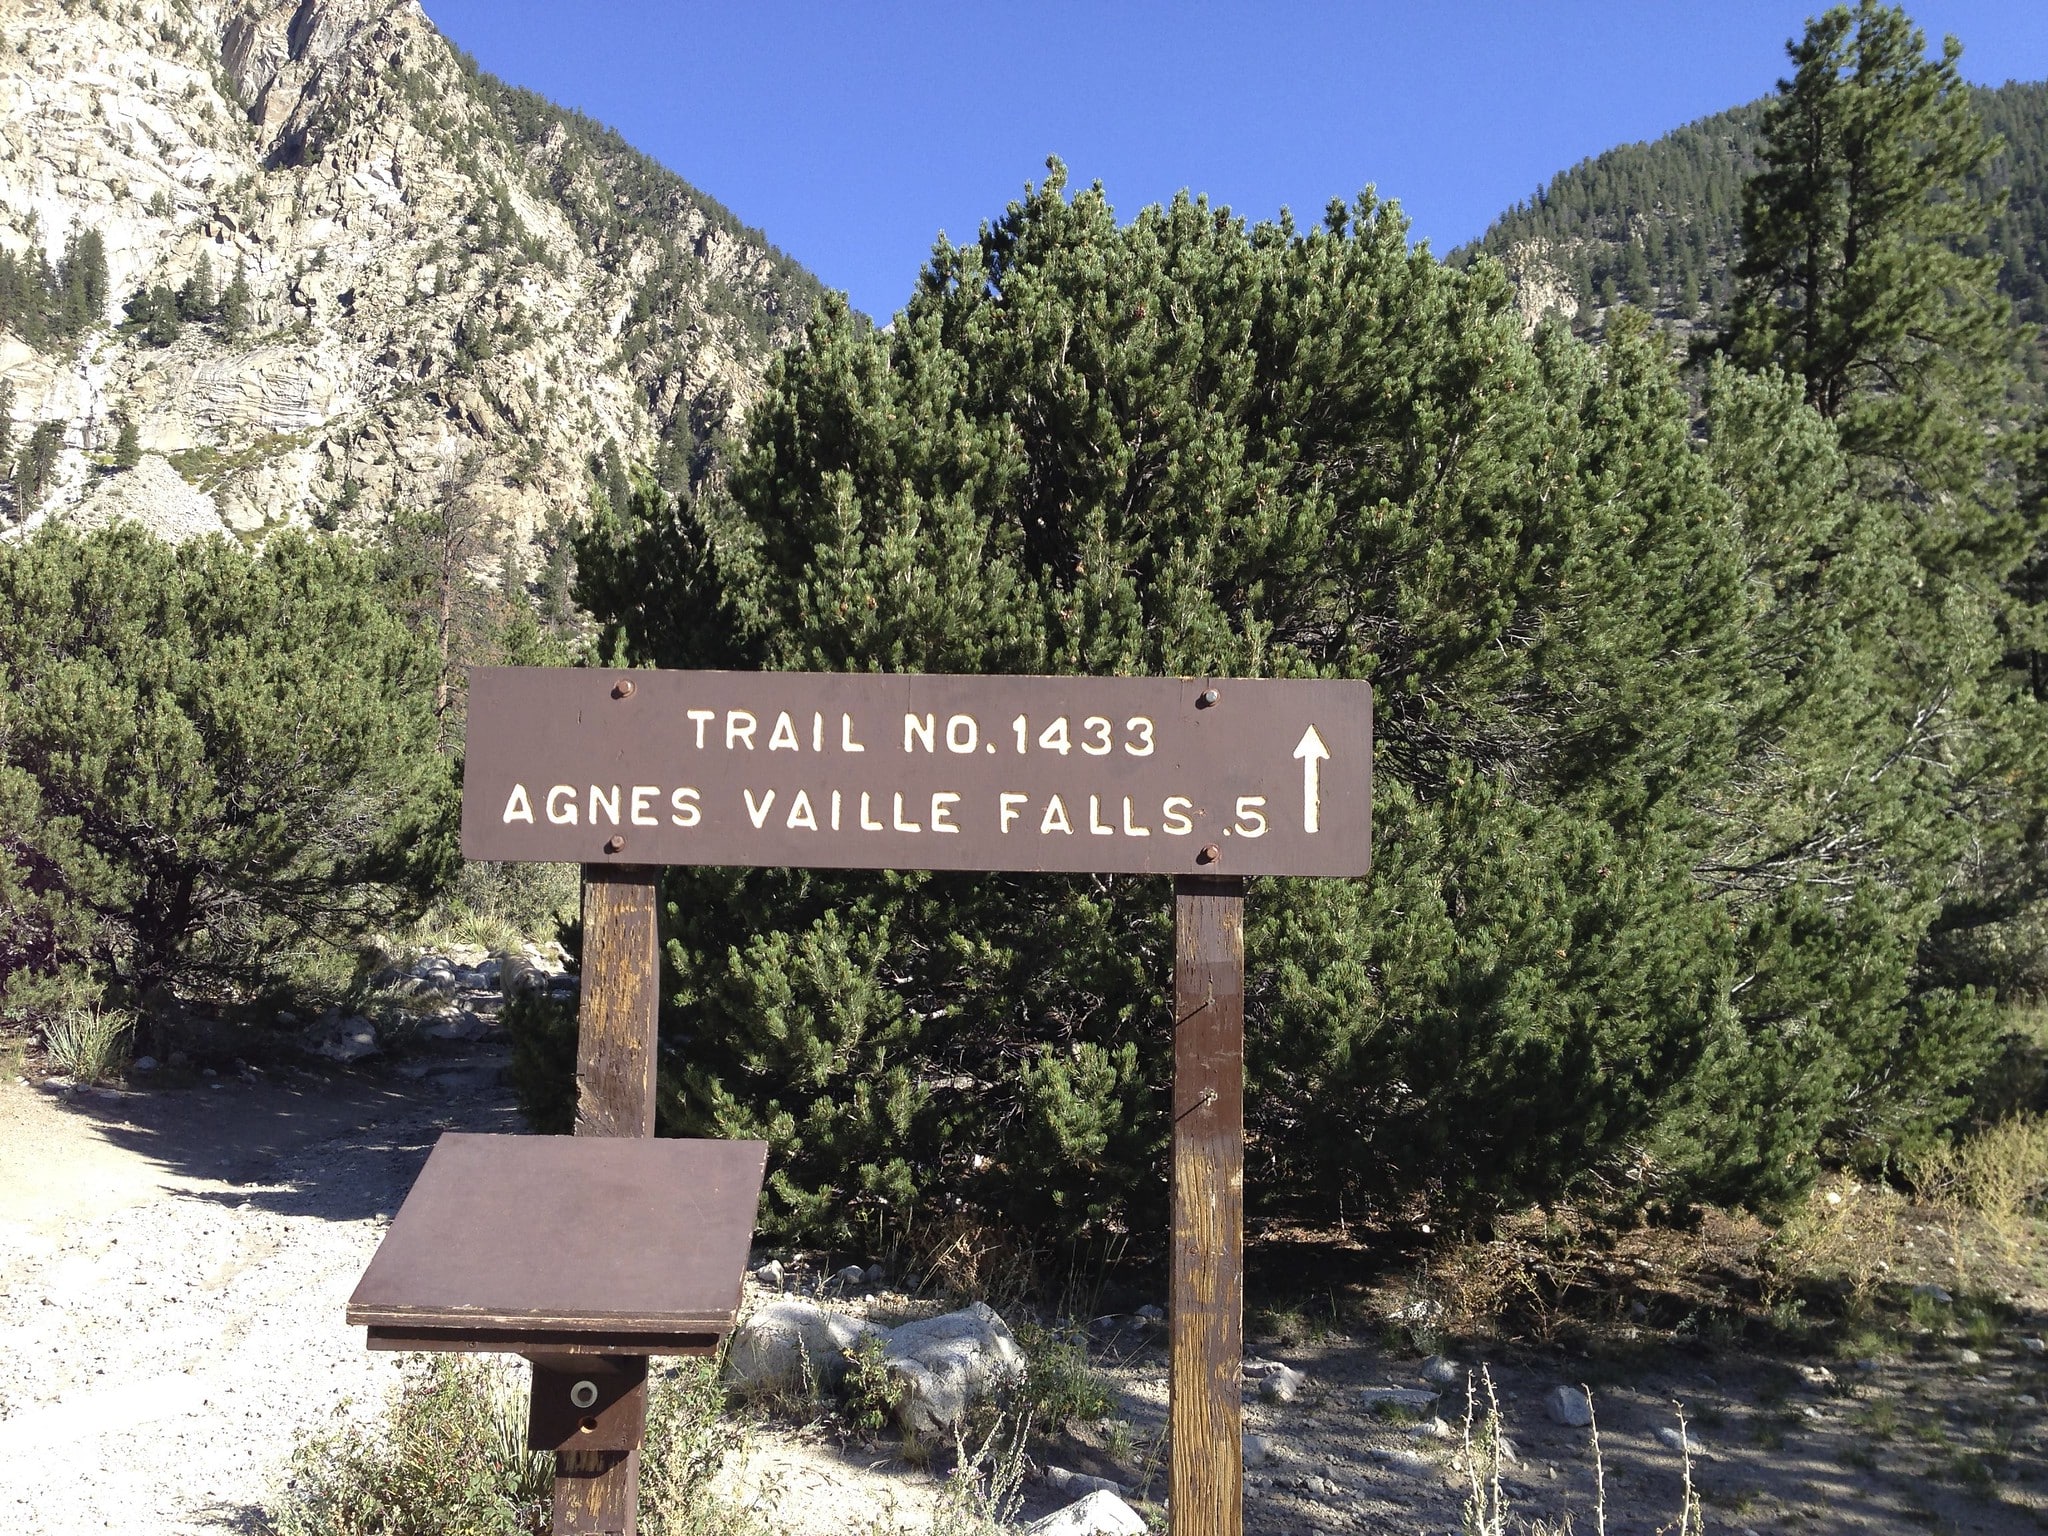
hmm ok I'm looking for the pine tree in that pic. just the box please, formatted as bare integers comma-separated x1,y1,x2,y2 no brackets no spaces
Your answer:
219,259,252,337
1723,1,2016,521
177,253,215,323
0,380,13,479
13,422,63,517
0,525,456,1022
570,166,1982,1241
111,417,140,470
1720,2,2048,1006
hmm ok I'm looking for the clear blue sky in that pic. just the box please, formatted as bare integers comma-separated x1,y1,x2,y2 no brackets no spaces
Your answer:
417,2,2048,321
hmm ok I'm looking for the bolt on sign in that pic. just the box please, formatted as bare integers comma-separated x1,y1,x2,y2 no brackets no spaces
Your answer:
460,668,1371,877
361,666,1369,1536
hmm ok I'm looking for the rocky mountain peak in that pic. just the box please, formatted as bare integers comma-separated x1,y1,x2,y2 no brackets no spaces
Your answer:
0,0,823,546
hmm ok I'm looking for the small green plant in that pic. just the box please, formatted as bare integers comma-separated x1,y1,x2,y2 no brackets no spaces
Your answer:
931,1412,1032,1536
43,1004,132,1083
840,1334,907,1440
637,1359,769,1536
271,1356,757,1536
270,1356,551,1536
1015,1322,1114,1425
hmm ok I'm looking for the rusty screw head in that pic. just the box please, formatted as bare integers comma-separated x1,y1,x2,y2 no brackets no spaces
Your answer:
1197,687,1220,708
1198,844,1221,864
604,834,626,854
612,678,636,699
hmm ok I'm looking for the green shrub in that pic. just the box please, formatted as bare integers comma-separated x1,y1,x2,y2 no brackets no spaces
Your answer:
1014,1322,1113,1426
838,1333,907,1440
576,166,1998,1242
271,1357,759,1536
0,525,456,1031
41,1003,131,1083
271,1357,551,1536
504,989,578,1133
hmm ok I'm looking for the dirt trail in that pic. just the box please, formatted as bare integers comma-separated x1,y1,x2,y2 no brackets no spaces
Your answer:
0,1056,518,1533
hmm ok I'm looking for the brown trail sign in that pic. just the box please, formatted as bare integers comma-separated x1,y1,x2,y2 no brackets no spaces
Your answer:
356,666,1370,1536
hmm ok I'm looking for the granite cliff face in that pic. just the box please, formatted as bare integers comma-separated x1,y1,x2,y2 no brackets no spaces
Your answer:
0,0,822,543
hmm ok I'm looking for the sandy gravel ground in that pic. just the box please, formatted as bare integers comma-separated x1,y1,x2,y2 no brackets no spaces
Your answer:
0,1057,517,1533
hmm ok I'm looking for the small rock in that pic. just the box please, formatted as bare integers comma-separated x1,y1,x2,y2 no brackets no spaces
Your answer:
1408,1416,1451,1440
1044,1464,1122,1497
1656,1425,1701,1455
2022,1337,2047,1356
1243,1433,1278,1466
1628,1299,1650,1322
1544,1386,1594,1427
1135,1303,1165,1323
753,1259,786,1290
1796,1363,1837,1387
132,1056,158,1073
2017,1394,2039,1409
1360,1386,1438,1414
826,1264,866,1293
1912,1283,1953,1305
1495,1436,1520,1464
167,1051,190,1069
1418,1354,1463,1388
201,1067,217,1078
1024,1489,1146,1536
1369,1446,1431,1474
1856,1357,1882,1372
863,1263,886,1284
1244,1359,1308,1403
1959,1348,1982,1365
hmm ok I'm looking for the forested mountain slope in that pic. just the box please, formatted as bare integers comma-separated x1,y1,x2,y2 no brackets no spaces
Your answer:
0,0,824,544
1457,79,2047,354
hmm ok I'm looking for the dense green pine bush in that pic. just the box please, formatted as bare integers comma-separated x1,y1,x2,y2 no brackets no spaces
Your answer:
570,155,2009,1245
0,525,457,1027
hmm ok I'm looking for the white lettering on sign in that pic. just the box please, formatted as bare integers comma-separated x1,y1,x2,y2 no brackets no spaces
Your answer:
931,792,960,832
1000,792,1027,832
1041,795,1072,835
946,715,977,754
727,712,757,750
842,714,866,752
631,786,659,826
769,712,801,751
670,788,701,826
905,713,935,753
590,784,620,826
503,784,534,823
744,788,776,828
1293,725,1329,834
547,785,577,825
787,790,817,830
687,709,715,747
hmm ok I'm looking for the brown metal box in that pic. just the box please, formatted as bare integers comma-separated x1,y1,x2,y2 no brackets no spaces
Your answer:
346,1133,769,1355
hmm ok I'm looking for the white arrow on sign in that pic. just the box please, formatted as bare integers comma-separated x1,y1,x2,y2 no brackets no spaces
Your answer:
1293,725,1329,834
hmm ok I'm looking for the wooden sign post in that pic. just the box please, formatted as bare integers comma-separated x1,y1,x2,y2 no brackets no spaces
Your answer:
439,667,1371,1536
557,862,660,1528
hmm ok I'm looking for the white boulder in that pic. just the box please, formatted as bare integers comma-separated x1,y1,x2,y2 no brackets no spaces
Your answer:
882,1300,1025,1435
723,1299,880,1398
1025,1489,1147,1536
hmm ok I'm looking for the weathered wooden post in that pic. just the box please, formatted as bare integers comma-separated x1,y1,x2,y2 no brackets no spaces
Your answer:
1171,874,1246,1536
552,861,661,1532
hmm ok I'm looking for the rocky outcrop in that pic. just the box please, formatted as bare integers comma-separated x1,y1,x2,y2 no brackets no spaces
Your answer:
0,0,820,548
